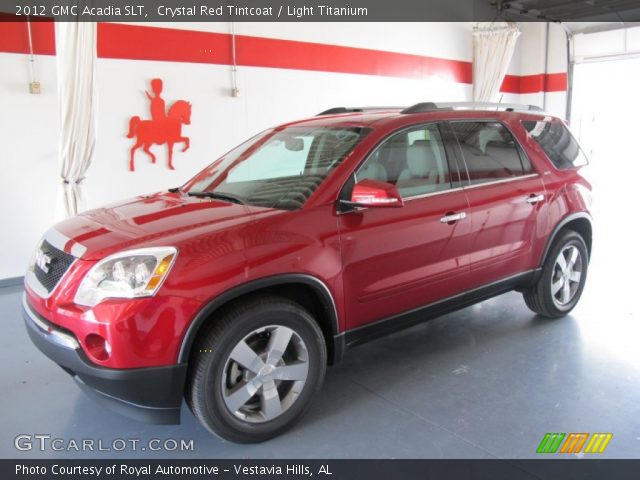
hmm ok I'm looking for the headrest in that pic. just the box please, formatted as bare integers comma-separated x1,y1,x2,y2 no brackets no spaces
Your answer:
407,144,437,177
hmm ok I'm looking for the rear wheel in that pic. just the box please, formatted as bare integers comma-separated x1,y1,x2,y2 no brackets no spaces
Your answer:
523,229,589,318
186,295,326,443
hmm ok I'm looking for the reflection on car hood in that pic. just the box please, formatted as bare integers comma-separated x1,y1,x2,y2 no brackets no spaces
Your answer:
51,192,258,260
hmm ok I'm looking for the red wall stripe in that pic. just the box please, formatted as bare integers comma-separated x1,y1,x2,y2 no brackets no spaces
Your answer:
97,23,473,83
0,20,55,55
502,72,568,94
0,21,566,93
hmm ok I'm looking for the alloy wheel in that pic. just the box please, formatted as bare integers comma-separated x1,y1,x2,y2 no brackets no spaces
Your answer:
221,325,309,423
551,245,583,308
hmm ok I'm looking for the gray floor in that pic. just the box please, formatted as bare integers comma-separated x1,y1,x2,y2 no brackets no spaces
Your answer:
1,247,639,459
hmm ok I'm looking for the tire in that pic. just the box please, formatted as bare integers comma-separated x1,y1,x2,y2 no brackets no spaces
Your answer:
523,229,589,318
185,294,327,443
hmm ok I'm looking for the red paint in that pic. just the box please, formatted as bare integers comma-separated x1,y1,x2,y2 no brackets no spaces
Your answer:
97,23,472,83
127,78,191,171
98,23,233,66
502,72,568,93
0,21,566,93
350,179,404,207
96,23,565,93
0,19,55,55
25,107,591,369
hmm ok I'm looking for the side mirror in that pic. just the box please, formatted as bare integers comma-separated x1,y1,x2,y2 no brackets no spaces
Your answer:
345,179,404,209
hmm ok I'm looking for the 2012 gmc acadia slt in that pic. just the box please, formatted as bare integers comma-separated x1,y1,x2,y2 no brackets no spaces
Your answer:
23,102,592,442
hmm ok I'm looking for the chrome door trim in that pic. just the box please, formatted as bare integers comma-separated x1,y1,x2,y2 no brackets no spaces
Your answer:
462,173,540,191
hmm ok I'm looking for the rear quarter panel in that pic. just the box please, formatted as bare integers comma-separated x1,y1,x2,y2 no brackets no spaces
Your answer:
514,115,592,265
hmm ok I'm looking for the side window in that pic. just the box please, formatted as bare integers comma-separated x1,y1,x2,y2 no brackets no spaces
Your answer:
355,124,452,198
522,120,589,169
450,121,529,186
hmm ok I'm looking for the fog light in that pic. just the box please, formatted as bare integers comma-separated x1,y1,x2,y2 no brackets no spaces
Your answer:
85,334,111,361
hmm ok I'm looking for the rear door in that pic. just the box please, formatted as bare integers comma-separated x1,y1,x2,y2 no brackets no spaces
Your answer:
338,122,472,330
447,120,547,288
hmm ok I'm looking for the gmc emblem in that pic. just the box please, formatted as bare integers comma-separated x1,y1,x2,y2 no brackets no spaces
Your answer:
35,250,52,274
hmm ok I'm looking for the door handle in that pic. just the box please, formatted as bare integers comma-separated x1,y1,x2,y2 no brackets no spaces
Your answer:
525,194,544,205
440,212,467,224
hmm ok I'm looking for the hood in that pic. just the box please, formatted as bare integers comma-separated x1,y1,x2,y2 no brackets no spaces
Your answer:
52,192,258,260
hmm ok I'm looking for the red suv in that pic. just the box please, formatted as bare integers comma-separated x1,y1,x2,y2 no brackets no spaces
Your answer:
23,102,592,443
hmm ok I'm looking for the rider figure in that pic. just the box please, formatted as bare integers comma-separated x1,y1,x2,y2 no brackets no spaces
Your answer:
145,78,166,123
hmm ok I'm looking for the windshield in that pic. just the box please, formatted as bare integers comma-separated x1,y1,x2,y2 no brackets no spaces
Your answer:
183,126,370,210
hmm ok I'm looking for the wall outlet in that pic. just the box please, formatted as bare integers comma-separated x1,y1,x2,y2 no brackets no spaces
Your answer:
231,87,241,97
29,81,41,94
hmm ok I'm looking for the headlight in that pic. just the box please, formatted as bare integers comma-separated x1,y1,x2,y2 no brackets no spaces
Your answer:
74,247,177,307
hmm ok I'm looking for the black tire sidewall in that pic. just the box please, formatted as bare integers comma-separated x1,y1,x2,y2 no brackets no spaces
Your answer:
196,301,326,442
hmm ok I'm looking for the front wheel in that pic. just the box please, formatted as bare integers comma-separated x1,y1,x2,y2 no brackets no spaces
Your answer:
523,229,589,318
186,295,327,443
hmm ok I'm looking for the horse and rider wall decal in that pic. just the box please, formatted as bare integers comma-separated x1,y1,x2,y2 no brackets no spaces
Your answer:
127,78,191,171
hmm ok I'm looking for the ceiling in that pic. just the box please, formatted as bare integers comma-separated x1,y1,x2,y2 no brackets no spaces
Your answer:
490,0,640,24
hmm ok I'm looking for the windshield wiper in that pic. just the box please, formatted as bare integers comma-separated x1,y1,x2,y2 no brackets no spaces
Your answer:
187,191,246,205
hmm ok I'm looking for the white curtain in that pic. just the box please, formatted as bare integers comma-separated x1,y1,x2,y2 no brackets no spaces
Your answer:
472,22,521,103
55,21,97,218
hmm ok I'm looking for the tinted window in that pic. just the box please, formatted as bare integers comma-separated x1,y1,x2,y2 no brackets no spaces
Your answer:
356,124,452,198
523,120,588,169
451,121,530,185
184,126,369,210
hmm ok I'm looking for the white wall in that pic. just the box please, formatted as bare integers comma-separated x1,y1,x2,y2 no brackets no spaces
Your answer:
0,21,565,280
0,53,59,280
517,22,568,118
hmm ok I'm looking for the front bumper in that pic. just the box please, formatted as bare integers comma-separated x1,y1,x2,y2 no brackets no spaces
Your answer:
22,295,187,425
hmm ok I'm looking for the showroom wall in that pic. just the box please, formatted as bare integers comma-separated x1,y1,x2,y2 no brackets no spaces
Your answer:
0,21,568,280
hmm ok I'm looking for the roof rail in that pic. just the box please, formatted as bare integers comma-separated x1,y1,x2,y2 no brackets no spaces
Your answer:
400,102,439,114
317,107,362,115
316,106,404,116
401,102,544,114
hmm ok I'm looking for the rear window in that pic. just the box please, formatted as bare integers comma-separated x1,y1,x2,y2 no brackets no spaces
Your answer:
522,120,588,169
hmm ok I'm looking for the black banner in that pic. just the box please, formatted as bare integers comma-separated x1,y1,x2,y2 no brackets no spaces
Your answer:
2,0,640,22
4,459,640,480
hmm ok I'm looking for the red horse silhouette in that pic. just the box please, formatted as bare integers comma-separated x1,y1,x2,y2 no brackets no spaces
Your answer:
127,79,191,171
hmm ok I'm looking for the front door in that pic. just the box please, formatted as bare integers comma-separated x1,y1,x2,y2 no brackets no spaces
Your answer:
338,123,472,330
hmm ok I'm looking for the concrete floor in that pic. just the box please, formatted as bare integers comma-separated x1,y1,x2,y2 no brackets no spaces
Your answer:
1,247,639,459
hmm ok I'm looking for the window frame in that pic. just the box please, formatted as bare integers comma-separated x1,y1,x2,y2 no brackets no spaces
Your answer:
339,121,465,206
446,119,539,188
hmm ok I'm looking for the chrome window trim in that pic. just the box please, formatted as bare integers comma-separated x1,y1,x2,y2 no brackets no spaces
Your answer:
404,173,539,200
345,174,541,210
461,173,540,190
403,186,465,202
22,294,80,350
